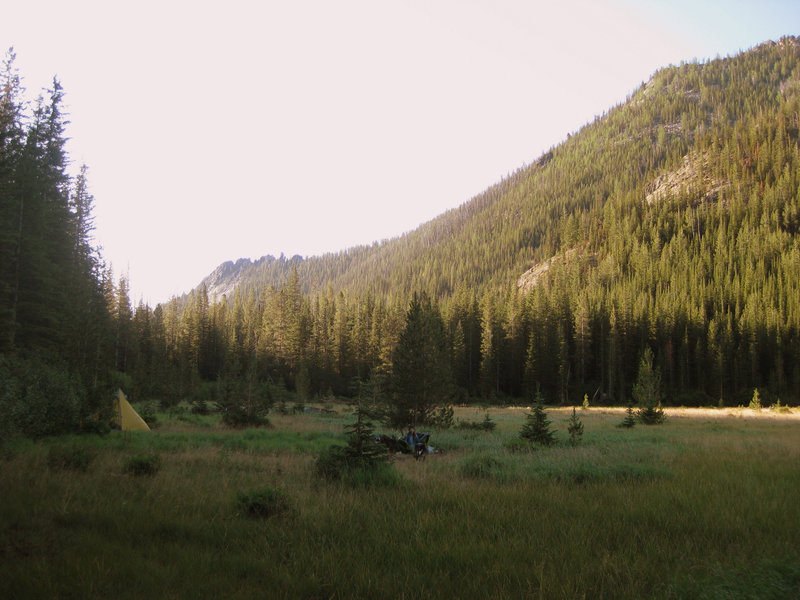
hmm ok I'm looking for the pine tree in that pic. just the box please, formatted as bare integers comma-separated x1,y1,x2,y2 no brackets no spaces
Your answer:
520,390,556,446
314,399,390,483
618,404,636,428
633,348,666,425
10,79,73,353
342,400,387,466
567,407,584,446
0,48,25,350
388,292,453,428
749,388,762,411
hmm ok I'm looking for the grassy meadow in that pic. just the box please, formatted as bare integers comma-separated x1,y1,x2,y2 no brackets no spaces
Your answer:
2,404,800,599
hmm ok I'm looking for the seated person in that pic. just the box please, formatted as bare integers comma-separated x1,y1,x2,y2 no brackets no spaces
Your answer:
404,425,430,456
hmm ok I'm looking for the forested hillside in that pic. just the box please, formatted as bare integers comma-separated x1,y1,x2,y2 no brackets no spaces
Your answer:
159,37,799,409
4,38,800,436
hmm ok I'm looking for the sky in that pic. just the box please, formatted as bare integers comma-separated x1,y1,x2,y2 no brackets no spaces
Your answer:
2,0,798,305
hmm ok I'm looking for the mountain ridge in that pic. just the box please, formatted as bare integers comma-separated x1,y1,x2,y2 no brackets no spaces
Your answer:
195,36,800,305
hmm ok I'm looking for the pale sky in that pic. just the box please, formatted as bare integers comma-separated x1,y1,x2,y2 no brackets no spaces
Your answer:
2,0,798,305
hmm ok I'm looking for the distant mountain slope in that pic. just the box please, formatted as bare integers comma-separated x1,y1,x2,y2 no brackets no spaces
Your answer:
199,37,800,304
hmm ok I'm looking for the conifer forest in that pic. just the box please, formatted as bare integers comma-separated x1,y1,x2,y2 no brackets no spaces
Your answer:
3,38,800,436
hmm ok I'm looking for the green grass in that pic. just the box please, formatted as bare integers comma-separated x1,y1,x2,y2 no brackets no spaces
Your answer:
2,405,799,599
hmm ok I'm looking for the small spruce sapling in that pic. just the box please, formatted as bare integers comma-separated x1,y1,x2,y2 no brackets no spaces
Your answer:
520,390,556,446
633,348,666,425
749,388,762,411
567,408,584,446
618,404,636,428
582,394,590,410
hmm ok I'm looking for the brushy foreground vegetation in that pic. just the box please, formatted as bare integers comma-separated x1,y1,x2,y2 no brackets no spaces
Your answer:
2,405,800,599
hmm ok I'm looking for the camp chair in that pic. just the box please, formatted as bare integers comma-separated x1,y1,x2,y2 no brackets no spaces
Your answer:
409,432,431,460
375,432,431,460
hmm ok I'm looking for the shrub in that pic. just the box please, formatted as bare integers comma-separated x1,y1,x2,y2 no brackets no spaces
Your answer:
79,418,111,436
190,399,210,415
138,403,159,428
771,399,792,414
216,369,274,428
221,406,272,428
124,453,162,476
638,403,666,425
236,487,292,519
314,445,350,481
427,405,455,429
456,413,496,431
47,442,95,472
0,355,84,438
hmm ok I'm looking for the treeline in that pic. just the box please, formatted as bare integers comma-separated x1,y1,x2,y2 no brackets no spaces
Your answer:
0,49,117,436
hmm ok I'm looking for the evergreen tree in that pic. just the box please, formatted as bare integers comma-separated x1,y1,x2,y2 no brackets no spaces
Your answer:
567,407,584,446
633,348,666,424
0,48,25,350
749,388,762,411
618,404,636,428
388,292,453,428
520,390,557,446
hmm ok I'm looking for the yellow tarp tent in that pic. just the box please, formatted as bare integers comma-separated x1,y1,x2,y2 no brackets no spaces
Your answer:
112,389,150,431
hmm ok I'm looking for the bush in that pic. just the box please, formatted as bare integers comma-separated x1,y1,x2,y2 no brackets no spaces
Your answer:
771,400,792,414
236,487,292,519
47,442,95,472
79,418,111,436
638,404,666,425
216,370,275,428
124,453,161,476
137,403,159,427
456,413,496,431
0,355,84,438
221,406,271,428
427,405,455,429
191,399,210,415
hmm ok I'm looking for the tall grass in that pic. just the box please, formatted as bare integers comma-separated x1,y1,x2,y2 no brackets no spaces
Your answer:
2,407,799,598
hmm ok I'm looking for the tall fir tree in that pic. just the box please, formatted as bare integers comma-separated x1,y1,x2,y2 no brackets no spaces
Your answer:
388,292,453,428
